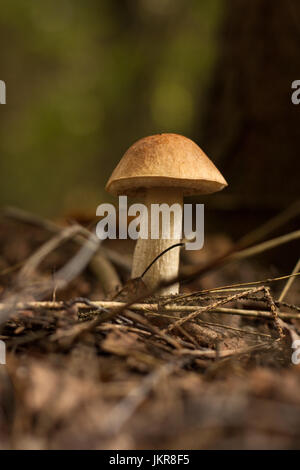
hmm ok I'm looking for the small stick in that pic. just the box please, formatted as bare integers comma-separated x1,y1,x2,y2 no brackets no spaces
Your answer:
236,201,300,249
167,272,300,304
164,286,284,335
278,257,300,302
140,242,184,278
155,229,300,294
2,205,132,273
146,311,272,337
176,341,274,359
89,253,121,296
18,225,82,281
232,230,300,260
263,287,284,339
0,299,299,320
123,309,182,350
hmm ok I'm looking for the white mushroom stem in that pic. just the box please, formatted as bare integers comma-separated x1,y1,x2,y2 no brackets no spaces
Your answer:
131,187,183,295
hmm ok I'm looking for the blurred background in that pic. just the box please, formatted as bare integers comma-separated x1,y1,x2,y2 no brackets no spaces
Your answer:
0,0,299,248
1,1,300,451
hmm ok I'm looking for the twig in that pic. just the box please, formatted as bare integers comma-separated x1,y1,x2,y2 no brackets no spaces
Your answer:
278,257,300,302
176,341,275,359
89,253,121,296
146,311,272,337
197,320,272,338
154,230,300,296
236,200,300,249
18,225,82,281
205,307,299,320
0,228,100,325
164,286,284,337
123,309,182,350
1,298,298,320
232,230,300,260
277,300,300,313
263,287,284,339
166,272,300,305
140,242,184,278
2,206,60,232
2,205,131,272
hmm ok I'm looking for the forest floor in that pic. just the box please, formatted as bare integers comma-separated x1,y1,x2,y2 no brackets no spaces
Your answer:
0,209,299,450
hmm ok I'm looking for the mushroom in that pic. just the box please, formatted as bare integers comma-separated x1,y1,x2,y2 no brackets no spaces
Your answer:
106,133,227,295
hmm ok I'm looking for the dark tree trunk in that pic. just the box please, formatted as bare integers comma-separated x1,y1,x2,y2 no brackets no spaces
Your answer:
197,0,300,210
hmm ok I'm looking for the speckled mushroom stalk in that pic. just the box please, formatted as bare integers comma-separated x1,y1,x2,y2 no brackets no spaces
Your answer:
131,187,182,295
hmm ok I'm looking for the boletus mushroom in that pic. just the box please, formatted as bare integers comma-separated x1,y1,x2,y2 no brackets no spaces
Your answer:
106,133,227,295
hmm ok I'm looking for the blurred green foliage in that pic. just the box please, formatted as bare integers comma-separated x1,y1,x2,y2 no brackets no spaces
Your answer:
0,0,223,215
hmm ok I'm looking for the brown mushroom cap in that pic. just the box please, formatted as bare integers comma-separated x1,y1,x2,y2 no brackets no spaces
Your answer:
106,133,227,197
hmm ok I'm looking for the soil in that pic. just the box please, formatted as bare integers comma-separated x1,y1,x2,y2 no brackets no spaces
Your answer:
0,214,299,450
